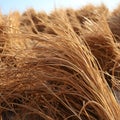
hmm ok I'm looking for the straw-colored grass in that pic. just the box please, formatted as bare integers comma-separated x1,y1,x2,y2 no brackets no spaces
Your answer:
0,4,120,120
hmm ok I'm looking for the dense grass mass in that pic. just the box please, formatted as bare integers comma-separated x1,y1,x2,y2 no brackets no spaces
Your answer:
0,4,120,120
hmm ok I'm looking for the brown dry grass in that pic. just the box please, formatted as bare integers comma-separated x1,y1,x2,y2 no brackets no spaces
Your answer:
0,4,120,120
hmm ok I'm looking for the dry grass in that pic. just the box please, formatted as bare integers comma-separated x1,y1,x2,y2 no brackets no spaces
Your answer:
0,4,120,120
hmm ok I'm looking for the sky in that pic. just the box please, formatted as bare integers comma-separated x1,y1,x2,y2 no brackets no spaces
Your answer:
0,0,120,14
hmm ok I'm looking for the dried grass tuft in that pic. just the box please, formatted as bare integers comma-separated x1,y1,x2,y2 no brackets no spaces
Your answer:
0,4,120,120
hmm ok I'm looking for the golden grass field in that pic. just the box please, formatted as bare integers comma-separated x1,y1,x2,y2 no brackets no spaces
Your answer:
0,4,120,120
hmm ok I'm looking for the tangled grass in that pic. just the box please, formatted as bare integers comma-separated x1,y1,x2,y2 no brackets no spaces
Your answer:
0,4,120,120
